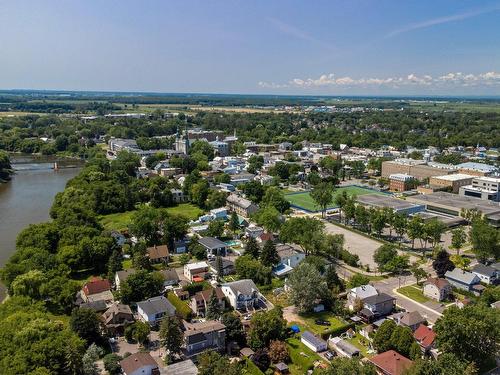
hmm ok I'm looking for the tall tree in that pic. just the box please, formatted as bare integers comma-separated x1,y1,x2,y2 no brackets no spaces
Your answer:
245,237,260,259
451,227,467,255
311,182,333,218
159,316,183,363
287,262,330,313
248,307,287,350
469,219,500,262
280,217,324,255
432,249,455,278
69,308,101,344
260,240,280,267
373,244,398,272
206,291,223,320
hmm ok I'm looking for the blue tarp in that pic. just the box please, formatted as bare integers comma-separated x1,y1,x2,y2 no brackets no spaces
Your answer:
290,325,300,333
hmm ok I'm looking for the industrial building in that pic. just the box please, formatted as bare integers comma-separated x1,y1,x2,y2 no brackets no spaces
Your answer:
381,159,457,180
459,176,500,202
356,194,425,215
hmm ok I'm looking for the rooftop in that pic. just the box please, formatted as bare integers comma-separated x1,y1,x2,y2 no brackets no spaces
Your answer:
137,295,176,317
120,352,158,374
199,236,227,249
357,194,421,211
369,350,413,375
431,173,474,181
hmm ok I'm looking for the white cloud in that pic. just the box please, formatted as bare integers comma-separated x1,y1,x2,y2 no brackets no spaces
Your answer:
258,71,500,90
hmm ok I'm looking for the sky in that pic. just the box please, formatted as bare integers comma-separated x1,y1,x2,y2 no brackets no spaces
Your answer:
1,0,500,96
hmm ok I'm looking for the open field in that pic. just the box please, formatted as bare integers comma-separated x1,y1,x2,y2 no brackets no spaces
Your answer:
100,203,204,231
285,185,384,212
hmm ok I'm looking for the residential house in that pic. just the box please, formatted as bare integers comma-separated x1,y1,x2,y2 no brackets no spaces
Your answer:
184,262,209,281
273,244,306,277
445,269,482,293
158,269,180,288
226,194,259,217
183,320,226,357
359,293,396,322
164,359,198,375
245,226,264,239
423,277,452,302
79,300,108,313
471,263,498,285
221,279,261,310
208,258,235,276
257,232,274,244
198,237,228,257
347,284,378,310
171,188,188,203
369,350,413,375
190,287,226,317
147,245,170,264
210,207,228,220
328,336,360,358
120,352,160,375
137,296,176,325
413,324,436,354
301,331,327,352
172,239,188,254
80,277,114,305
102,303,135,336
114,269,136,290
110,231,127,247
398,311,426,332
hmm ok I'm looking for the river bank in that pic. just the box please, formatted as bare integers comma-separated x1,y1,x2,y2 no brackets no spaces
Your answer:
0,157,83,300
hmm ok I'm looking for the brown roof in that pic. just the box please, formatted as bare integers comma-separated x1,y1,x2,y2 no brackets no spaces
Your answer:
120,352,158,374
413,324,436,348
83,277,111,296
102,303,133,324
183,320,226,337
400,311,425,327
424,277,450,290
369,350,413,375
147,245,169,260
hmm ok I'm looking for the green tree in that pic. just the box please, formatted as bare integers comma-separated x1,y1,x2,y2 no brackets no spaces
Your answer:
190,180,210,208
206,219,225,238
320,357,376,375
131,321,150,346
390,325,416,357
228,211,240,233
469,219,500,262
245,236,260,259
261,186,290,213
424,219,447,248
82,343,102,375
70,308,101,344
248,307,287,349
234,255,272,285
373,244,398,272
393,212,407,242
451,227,467,255
405,353,477,375
334,191,350,223
347,274,370,288
221,312,245,345
206,189,227,210
372,319,397,353
206,290,223,320
280,217,324,255
197,351,242,375
411,265,428,285
103,354,122,375
215,255,224,280
407,216,424,250
119,269,164,304
384,255,410,274
260,240,280,267
434,305,499,368
254,206,282,233
159,316,183,363
287,262,330,313
311,182,334,218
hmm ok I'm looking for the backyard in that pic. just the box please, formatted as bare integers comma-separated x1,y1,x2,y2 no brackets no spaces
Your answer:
285,185,384,212
286,337,326,375
100,203,204,231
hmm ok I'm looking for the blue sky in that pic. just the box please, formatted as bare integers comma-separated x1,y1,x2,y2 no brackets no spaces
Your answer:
1,0,500,95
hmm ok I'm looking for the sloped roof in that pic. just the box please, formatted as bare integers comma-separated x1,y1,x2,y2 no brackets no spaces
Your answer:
137,296,176,317
445,269,480,285
301,331,327,348
115,268,136,283
199,237,227,249
147,245,169,259
471,263,497,277
363,293,395,305
369,350,413,375
222,279,259,296
83,277,111,296
424,277,450,290
413,324,436,348
400,311,425,327
120,352,158,374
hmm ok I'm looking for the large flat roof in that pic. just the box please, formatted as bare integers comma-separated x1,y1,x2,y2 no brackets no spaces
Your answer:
431,173,474,181
407,192,500,216
357,194,421,211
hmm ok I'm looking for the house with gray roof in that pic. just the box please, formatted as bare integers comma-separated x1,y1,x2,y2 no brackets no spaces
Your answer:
445,268,481,292
183,320,226,357
301,331,327,352
359,293,395,321
198,236,227,257
114,268,136,290
471,263,499,285
328,336,360,358
226,193,258,217
137,296,176,325
221,279,261,310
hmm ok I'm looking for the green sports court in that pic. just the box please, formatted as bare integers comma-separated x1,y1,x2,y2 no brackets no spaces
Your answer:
285,185,385,212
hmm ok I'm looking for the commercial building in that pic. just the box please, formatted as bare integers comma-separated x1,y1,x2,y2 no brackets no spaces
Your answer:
389,173,415,192
457,162,498,176
406,191,500,227
428,174,474,193
356,194,425,215
459,176,500,202
381,159,457,180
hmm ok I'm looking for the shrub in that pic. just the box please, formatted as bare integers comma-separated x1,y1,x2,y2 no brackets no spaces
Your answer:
167,292,193,320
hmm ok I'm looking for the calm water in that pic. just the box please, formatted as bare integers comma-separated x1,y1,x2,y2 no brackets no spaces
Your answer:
0,164,81,299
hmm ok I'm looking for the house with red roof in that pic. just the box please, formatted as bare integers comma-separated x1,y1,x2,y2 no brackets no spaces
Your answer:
413,324,436,353
80,277,114,305
369,350,413,375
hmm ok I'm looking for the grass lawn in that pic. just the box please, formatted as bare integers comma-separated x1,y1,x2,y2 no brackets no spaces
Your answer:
286,337,325,375
285,185,384,212
300,311,350,336
346,333,373,358
99,203,204,231
397,284,431,303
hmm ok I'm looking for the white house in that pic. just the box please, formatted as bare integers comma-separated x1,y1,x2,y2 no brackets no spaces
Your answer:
184,261,209,281
422,277,452,302
137,296,176,325
471,264,498,285
301,331,327,352
273,244,306,277
114,269,136,290
120,352,159,375
221,279,261,310
347,284,378,310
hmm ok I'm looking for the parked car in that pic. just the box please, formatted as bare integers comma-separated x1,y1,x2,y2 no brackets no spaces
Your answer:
315,319,330,326
325,351,336,360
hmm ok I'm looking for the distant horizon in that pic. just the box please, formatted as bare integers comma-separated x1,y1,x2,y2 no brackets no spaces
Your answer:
2,88,500,101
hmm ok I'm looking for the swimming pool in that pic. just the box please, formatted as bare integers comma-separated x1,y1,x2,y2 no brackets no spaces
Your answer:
225,240,242,247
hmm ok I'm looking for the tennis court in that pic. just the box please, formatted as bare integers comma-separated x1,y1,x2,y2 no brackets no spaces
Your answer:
285,185,384,212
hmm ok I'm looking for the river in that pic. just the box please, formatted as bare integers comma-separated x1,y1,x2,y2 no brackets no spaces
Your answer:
0,158,82,299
